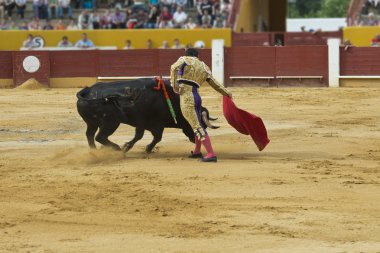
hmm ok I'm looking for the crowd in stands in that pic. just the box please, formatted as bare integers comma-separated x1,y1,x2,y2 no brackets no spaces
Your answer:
22,31,204,49
0,0,231,30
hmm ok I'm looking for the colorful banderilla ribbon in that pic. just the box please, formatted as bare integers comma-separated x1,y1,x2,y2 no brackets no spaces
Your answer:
154,76,177,124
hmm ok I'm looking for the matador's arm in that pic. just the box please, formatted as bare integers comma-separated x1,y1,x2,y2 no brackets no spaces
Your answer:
205,65,232,97
170,57,185,93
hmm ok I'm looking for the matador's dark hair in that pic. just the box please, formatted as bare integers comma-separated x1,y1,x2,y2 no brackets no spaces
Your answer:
185,48,199,57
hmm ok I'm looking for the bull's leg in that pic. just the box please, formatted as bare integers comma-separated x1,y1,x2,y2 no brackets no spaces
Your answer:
146,128,163,153
95,121,121,151
85,122,98,149
122,127,145,152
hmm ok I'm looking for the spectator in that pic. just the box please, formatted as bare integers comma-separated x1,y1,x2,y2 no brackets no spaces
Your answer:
0,0,4,19
75,32,94,48
159,19,173,28
145,5,159,28
43,19,54,29
89,10,100,29
194,40,205,48
134,9,147,29
28,18,42,30
173,5,187,28
32,0,39,18
15,0,25,19
100,9,111,29
19,20,28,29
48,0,58,19
58,0,72,19
58,35,73,47
39,0,49,19
158,6,172,27
201,10,211,28
0,19,8,29
66,18,78,29
159,40,169,48
197,0,212,24
146,39,153,49
123,39,133,49
341,39,352,51
110,7,126,28
213,15,225,28
54,18,66,29
77,9,89,29
23,34,36,48
371,34,380,46
184,17,196,29
4,0,15,17
8,21,18,29
366,12,379,25
171,38,184,49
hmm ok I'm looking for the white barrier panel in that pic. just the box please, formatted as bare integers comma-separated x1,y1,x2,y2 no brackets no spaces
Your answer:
328,38,340,88
212,39,225,85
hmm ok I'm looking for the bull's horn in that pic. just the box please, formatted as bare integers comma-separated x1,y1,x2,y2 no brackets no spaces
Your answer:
209,116,218,121
202,111,220,129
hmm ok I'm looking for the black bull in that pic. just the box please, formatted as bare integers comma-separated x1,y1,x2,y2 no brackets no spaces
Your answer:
76,78,218,153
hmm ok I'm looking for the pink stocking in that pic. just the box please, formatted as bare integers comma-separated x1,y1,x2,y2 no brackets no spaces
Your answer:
202,135,216,158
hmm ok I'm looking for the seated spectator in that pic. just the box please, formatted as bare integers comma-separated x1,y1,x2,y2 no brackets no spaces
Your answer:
15,0,25,19
213,16,225,28
371,34,380,46
123,39,133,49
100,9,111,29
54,18,66,29
146,39,153,49
28,18,42,30
366,12,379,26
159,40,169,48
75,33,94,48
184,17,196,29
171,38,184,49
134,9,147,29
0,19,8,29
158,6,172,27
8,21,18,29
145,5,159,28
159,19,173,28
58,35,73,47
66,18,78,29
197,0,213,24
111,7,126,28
89,10,100,29
77,10,89,29
23,34,36,48
194,40,205,48
19,21,28,29
48,0,58,19
173,6,187,28
58,0,72,19
341,39,352,51
43,19,54,29
4,0,15,17
201,10,212,28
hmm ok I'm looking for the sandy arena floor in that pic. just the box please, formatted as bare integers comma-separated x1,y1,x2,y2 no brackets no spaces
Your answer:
0,86,379,253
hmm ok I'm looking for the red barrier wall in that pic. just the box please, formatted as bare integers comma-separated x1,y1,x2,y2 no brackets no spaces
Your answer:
340,47,380,75
232,32,272,46
224,47,276,77
0,52,13,78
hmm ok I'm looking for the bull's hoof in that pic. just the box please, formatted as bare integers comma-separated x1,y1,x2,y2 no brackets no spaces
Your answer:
145,146,158,154
122,143,133,152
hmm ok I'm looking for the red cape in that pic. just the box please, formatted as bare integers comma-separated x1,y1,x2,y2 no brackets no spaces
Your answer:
223,96,270,151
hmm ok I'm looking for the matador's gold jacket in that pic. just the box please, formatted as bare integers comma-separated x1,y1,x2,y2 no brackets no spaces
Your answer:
170,56,230,97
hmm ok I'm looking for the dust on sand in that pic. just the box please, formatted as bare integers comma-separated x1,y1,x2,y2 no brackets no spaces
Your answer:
0,87,379,253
